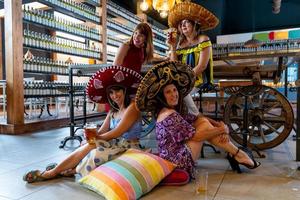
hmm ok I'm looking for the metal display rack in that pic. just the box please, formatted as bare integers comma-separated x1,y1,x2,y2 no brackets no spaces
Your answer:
59,64,110,148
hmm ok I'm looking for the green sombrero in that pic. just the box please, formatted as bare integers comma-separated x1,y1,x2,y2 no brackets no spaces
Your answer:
135,61,195,112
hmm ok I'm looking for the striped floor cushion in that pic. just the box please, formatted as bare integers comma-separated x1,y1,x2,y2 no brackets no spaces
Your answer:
78,148,176,200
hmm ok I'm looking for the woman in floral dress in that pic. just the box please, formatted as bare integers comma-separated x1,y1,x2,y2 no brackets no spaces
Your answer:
135,61,261,178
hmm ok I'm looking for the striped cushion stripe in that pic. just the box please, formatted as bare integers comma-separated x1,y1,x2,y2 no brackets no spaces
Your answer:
88,170,126,199
113,159,148,194
127,151,175,175
104,161,143,197
123,152,164,183
99,166,135,199
121,154,163,184
118,156,154,188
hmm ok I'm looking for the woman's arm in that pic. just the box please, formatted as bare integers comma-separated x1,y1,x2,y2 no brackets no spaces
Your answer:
206,118,229,134
193,35,211,76
113,43,130,66
206,117,220,127
169,49,178,61
190,116,226,142
96,111,111,137
166,32,178,61
96,102,140,141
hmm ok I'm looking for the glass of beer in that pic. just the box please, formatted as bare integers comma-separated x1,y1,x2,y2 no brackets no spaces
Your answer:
195,169,208,194
165,27,177,45
84,123,97,144
169,27,177,41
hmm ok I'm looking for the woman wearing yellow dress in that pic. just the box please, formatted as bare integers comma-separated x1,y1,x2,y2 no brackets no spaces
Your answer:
167,2,219,116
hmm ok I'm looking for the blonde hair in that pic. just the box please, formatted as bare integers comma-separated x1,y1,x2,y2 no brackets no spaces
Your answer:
129,22,154,63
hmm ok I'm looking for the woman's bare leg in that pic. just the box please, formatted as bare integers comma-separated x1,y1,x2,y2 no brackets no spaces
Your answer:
188,117,254,166
207,135,254,166
186,140,203,161
187,117,219,160
41,143,96,178
190,117,224,142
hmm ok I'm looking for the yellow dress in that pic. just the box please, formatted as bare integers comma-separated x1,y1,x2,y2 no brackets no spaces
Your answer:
176,40,214,87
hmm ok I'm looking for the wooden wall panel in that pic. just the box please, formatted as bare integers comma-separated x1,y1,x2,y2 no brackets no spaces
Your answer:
5,0,24,125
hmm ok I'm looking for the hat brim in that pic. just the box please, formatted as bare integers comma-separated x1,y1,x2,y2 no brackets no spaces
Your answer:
86,66,142,104
168,2,219,31
135,61,195,112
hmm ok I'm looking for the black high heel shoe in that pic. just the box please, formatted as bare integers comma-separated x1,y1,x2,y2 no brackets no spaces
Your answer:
237,147,261,169
226,153,242,173
229,147,261,172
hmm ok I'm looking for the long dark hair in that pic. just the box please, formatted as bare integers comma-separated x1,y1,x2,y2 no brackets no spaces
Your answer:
107,86,131,113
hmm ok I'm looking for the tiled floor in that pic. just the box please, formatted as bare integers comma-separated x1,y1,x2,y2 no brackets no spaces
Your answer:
0,127,299,200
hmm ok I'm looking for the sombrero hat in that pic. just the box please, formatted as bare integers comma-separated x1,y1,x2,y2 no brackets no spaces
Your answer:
86,65,142,104
168,2,219,31
135,61,195,112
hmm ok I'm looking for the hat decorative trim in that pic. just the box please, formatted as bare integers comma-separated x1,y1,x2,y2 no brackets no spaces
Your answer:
135,61,195,112
86,65,143,104
94,79,103,89
114,71,125,82
168,2,219,31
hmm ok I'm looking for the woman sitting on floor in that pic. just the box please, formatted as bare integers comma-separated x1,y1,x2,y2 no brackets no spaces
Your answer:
23,66,144,183
135,61,261,178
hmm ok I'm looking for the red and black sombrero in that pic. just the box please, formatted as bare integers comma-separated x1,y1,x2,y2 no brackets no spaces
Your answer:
86,65,143,104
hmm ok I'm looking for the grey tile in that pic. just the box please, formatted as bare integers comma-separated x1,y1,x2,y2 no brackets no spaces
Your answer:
251,160,300,179
141,186,214,200
0,195,13,200
0,161,23,175
215,173,300,200
0,147,72,166
0,165,49,199
18,181,104,200
0,135,78,166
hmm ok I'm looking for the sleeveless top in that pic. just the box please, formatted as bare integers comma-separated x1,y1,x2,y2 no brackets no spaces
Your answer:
110,117,142,140
122,44,145,73
176,40,214,87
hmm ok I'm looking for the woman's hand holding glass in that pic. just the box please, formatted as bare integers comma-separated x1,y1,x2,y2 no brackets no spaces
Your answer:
166,29,177,50
84,123,97,145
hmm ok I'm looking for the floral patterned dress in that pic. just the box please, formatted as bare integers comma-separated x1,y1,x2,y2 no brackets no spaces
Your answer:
156,112,197,178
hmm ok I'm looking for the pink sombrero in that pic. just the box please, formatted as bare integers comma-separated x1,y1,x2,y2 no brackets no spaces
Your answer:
86,66,143,104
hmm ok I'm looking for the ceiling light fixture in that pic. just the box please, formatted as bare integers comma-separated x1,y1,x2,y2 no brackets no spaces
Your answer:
140,0,149,11
140,0,190,18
